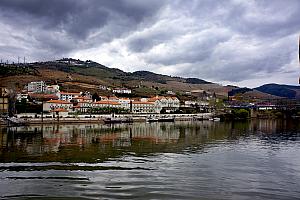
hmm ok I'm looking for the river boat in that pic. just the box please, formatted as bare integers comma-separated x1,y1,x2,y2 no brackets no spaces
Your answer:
146,118,159,123
209,117,221,121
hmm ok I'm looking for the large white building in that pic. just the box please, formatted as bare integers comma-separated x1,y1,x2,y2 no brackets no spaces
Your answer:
118,98,131,110
27,81,46,93
93,101,123,109
73,97,93,113
43,100,73,112
131,102,155,113
146,96,180,113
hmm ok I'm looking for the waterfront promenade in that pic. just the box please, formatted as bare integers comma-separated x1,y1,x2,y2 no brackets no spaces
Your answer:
1,113,213,125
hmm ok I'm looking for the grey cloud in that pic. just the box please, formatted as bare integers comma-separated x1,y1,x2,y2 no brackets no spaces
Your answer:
177,34,297,82
124,0,299,83
224,1,300,38
127,32,170,52
0,0,166,60
143,29,232,66
0,0,299,86
0,0,163,36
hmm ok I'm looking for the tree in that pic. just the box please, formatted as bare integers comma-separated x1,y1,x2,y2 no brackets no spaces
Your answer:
92,93,100,101
233,109,249,119
160,108,166,114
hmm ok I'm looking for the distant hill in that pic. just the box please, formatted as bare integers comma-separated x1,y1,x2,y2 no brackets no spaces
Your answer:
185,78,212,84
0,58,226,97
131,71,178,84
255,84,300,99
228,87,253,96
2,58,295,100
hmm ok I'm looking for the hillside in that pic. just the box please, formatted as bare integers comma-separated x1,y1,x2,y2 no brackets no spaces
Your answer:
0,58,283,100
255,84,300,99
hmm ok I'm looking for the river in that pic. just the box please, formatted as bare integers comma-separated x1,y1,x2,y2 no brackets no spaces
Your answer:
0,120,300,199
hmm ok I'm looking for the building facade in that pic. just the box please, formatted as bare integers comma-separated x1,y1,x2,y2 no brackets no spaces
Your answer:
58,92,81,101
112,88,132,94
27,81,46,93
131,102,155,113
43,100,73,112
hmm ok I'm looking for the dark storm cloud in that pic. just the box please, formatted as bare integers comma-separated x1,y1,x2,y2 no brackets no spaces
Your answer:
0,0,166,60
0,0,163,37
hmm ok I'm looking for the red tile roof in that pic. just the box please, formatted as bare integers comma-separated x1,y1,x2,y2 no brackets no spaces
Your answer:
60,92,81,95
94,101,121,105
132,101,154,105
47,100,72,104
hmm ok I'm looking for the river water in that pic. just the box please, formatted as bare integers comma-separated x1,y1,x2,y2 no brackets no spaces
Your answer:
0,120,300,199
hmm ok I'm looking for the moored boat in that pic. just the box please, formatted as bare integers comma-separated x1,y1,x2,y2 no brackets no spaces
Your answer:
146,118,159,123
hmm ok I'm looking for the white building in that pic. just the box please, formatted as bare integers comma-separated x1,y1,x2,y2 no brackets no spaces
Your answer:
184,101,209,107
16,93,28,102
131,102,155,113
82,91,92,100
43,100,73,112
92,101,123,109
118,98,131,110
58,92,81,101
98,85,107,90
112,88,132,94
73,97,93,113
45,85,60,93
167,91,175,95
27,81,46,93
147,96,180,113
99,96,109,101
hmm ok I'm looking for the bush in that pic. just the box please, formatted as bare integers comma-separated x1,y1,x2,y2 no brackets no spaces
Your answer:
274,111,283,118
232,109,249,119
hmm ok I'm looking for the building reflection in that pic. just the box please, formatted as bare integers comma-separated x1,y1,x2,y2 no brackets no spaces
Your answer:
1,119,299,162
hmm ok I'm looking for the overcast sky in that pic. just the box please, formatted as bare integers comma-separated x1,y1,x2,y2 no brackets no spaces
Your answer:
0,0,299,88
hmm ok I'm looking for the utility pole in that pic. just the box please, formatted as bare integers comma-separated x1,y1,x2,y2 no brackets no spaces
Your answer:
41,83,44,124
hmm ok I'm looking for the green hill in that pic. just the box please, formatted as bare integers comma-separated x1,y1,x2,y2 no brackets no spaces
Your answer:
255,84,300,99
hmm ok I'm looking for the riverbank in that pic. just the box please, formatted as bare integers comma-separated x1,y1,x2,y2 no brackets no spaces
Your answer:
1,113,213,126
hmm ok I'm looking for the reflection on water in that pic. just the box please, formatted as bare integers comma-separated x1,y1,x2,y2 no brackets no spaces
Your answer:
0,120,300,199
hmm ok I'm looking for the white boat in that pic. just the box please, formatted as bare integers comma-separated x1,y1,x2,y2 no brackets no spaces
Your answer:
146,118,159,123
209,117,221,121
